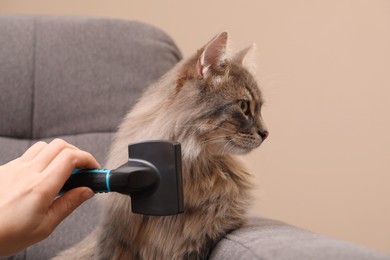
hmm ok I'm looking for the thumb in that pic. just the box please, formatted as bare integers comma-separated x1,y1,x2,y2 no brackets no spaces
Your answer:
45,188,94,232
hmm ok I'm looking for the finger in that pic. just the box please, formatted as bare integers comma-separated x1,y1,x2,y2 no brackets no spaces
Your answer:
43,187,94,236
31,139,80,172
41,148,100,196
20,141,48,161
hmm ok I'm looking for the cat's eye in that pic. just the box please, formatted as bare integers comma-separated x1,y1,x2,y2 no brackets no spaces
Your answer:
238,100,250,115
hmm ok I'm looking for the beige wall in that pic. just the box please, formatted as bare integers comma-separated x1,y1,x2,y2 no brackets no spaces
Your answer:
2,0,389,253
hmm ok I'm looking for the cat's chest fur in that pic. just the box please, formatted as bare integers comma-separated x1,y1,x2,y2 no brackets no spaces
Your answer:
97,154,252,260
183,155,252,216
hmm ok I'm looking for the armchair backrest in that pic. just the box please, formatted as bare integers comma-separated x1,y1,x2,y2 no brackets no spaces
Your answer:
0,16,181,140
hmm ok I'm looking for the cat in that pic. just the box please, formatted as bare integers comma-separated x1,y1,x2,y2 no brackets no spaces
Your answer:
54,31,268,260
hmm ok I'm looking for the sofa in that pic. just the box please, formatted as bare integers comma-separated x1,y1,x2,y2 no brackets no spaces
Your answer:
0,15,388,260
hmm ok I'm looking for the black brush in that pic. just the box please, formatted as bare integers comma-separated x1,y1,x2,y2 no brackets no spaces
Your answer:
60,140,184,216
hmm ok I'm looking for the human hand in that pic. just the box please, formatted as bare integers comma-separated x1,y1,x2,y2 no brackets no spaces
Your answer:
0,139,100,256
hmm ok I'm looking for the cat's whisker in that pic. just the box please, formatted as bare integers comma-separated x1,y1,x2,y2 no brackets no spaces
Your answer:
219,140,231,155
200,136,228,145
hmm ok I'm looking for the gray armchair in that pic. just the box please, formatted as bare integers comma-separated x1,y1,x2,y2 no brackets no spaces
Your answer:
0,16,388,260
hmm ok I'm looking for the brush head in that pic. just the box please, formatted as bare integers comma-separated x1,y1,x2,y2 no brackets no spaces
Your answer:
127,140,184,216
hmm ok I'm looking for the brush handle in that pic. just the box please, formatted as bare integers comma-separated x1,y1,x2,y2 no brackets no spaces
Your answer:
60,162,159,196
60,169,111,194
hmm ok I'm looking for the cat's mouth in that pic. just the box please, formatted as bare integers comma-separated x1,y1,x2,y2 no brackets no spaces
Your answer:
225,134,262,154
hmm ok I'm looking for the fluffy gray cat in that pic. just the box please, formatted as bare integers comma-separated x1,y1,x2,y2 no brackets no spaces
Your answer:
55,31,268,260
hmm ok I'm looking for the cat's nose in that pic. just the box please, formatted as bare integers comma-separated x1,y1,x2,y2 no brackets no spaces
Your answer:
258,130,269,141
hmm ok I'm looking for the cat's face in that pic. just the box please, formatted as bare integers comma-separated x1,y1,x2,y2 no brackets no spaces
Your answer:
174,32,268,156
200,63,268,155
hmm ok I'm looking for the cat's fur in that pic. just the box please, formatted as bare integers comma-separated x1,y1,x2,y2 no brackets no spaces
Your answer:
55,32,268,260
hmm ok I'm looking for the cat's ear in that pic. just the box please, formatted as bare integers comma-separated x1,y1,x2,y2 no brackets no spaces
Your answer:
233,44,257,75
196,31,228,78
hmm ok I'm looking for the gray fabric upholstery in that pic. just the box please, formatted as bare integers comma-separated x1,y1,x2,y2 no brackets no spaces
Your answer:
210,218,389,260
0,16,180,140
1,15,388,260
